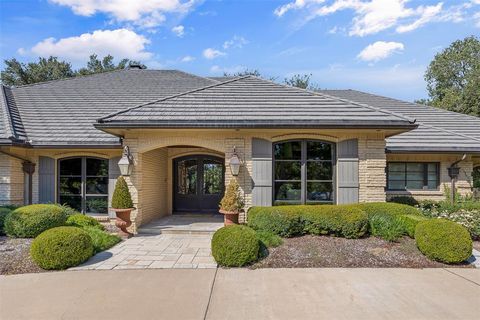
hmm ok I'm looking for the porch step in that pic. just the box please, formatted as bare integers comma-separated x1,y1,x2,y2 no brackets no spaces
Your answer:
137,214,224,235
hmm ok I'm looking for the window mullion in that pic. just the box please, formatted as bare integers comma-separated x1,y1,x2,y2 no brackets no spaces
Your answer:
82,157,86,214
301,141,306,204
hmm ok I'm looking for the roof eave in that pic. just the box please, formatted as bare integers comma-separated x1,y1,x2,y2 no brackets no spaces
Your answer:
386,147,480,154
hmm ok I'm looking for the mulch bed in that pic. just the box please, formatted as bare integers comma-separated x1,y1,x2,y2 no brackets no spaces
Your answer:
253,235,473,268
0,236,47,275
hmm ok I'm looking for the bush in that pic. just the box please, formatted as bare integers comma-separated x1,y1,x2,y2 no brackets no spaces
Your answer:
219,180,244,213
256,230,283,248
111,176,134,209
0,204,21,211
369,214,406,241
212,225,259,267
82,227,121,254
0,208,12,235
247,206,304,237
355,202,420,218
30,226,94,270
398,214,429,238
415,219,472,264
303,205,368,239
4,204,67,238
388,196,419,206
66,214,104,230
55,204,80,217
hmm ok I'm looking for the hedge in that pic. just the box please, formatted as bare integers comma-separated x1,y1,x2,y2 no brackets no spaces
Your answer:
247,206,304,237
398,214,428,238
30,226,94,270
4,204,67,238
0,208,11,235
66,214,104,230
212,225,259,267
415,219,472,264
354,202,420,218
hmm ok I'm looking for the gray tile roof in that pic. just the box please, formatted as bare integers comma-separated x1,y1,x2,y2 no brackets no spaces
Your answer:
319,90,480,153
4,69,217,146
97,76,416,129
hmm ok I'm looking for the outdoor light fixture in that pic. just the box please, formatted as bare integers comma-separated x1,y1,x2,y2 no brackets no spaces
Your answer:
447,154,467,204
118,146,134,176
229,146,241,176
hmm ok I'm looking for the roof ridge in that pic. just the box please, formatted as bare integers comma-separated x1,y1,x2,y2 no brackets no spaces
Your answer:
0,85,15,139
251,77,417,124
97,75,252,122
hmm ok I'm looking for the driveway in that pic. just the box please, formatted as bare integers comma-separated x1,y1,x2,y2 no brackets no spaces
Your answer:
1,268,479,320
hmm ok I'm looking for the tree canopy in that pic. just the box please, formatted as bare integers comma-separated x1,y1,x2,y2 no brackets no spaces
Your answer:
423,36,480,117
1,54,145,86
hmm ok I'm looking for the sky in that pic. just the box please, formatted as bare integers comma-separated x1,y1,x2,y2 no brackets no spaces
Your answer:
1,0,479,101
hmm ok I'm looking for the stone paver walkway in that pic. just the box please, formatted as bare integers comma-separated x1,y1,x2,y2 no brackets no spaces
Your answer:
71,233,216,270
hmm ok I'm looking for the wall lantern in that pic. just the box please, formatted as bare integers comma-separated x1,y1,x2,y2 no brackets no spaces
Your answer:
118,146,134,176
229,146,241,177
447,154,466,204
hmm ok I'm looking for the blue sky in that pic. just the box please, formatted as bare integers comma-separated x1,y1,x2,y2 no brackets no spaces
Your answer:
1,0,479,101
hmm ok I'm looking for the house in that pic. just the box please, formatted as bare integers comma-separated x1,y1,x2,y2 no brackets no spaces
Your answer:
1,68,479,232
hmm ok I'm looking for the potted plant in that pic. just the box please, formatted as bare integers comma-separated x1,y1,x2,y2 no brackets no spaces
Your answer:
111,176,134,237
219,180,244,226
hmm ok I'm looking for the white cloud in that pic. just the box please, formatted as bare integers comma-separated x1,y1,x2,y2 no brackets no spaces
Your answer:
181,55,195,62
275,0,449,36
222,35,248,49
475,12,480,27
50,0,198,28
202,48,226,59
172,25,185,37
30,29,152,63
17,48,27,56
357,41,404,62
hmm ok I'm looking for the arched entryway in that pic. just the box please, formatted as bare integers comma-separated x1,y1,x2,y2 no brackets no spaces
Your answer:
173,155,225,213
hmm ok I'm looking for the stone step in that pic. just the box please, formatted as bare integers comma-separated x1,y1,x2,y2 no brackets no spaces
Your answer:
137,214,224,236
138,227,218,236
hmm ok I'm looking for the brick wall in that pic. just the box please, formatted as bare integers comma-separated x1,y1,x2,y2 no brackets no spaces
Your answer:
0,154,24,205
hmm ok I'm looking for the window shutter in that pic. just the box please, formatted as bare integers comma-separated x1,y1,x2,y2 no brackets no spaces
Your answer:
38,156,55,203
108,157,121,218
337,139,359,204
252,138,273,207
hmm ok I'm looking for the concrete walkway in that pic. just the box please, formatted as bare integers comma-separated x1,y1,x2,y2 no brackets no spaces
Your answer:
1,268,479,320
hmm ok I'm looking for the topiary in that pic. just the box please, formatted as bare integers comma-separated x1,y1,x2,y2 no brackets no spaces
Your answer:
219,180,244,213
111,176,133,209
66,214,104,230
4,204,67,238
212,225,259,267
0,208,12,235
415,219,472,264
82,227,121,254
398,214,428,238
30,226,94,270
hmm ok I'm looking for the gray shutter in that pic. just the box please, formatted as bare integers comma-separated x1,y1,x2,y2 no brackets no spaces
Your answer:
108,157,121,218
251,138,273,207
38,156,55,203
337,139,359,204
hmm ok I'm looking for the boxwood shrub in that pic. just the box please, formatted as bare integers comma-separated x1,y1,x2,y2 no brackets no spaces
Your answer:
82,226,121,254
255,230,283,248
415,219,472,264
398,214,428,238
212,225,259,267
30,226,94,270
247,206,304,237
66,214,104,230
4,204,67,238
0,207,11,235
355,202,420,218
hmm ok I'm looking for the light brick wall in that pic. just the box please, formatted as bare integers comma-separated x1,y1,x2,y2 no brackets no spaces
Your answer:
386,153,474,201
359,138,387,202
0,154,24,205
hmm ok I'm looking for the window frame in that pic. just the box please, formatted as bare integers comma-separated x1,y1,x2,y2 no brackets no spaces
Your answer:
272,140,336,205
386,161,440,191
57,156,109,214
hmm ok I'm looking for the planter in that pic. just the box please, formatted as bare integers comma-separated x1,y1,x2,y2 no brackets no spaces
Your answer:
111,208,134,237
219,209,239,226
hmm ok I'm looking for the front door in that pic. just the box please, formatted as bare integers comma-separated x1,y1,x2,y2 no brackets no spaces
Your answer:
173,155,225,213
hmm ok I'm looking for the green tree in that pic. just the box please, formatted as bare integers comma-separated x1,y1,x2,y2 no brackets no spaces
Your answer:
77,54,144,76
284,73,320,90
223,69,261,77
424,36,480,116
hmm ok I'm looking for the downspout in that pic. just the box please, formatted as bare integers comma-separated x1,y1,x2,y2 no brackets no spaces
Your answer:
447,154,467,204
0,150,35,205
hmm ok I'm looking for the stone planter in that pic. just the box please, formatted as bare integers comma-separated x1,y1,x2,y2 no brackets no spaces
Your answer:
111,208,134,237
219,209,239,226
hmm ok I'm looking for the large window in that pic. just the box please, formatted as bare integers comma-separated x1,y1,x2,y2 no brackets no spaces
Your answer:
273,140,334,205
387,162,439,191
59,157,109,214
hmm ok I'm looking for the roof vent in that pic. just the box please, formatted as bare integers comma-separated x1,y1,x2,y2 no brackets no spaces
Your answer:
128,63,146,70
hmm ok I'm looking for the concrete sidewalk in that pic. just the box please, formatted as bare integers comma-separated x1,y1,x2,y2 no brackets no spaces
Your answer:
1,268,479,320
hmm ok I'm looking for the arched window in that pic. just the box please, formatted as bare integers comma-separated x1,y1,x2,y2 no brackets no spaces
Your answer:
273,140,335,205
58,157,109,214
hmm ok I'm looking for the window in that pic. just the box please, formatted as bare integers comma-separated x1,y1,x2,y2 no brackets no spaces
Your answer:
387,162,439,191
273,140,335,205
58,157,109,214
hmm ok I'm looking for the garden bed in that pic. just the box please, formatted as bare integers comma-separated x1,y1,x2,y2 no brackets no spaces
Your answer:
0,236,47,275
253,235,473,268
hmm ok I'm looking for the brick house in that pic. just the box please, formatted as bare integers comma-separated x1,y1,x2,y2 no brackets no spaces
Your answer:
1,68,479,232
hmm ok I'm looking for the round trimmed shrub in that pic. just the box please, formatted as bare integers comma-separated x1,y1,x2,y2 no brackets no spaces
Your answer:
415,219,472,264
30,226,94,270
4,204,67,238
66,214,104,230
0,207,12,235
212,225,259,267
